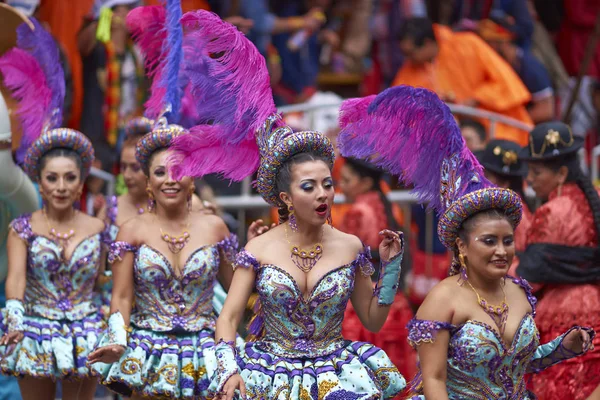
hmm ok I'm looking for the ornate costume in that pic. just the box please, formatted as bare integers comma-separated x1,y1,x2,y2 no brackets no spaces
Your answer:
516,122,600,400
91,4,240,397
0,17,104,380
168,10,406,399
337,85,596,399
93,230,238,398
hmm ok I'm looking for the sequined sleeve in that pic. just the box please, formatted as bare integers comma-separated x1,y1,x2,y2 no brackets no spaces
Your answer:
510,275,538,316
527,326,596,373
356,245,375,277
9,214,34,244
233,250,260,272
107,241,137,264
217,233,239,264
407,318,455,348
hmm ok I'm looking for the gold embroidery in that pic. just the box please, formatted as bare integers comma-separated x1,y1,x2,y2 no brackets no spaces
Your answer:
120,357,142,375
318,380,337,399
502,150,518,166
181,363,207,380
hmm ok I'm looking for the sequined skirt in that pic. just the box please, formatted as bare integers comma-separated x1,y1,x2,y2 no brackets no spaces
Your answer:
0,311,105,380
233,340,406,399
92,327,220,399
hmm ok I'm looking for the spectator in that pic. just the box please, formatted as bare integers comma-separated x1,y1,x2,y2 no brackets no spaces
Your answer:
452,0,534,49
479,18,555,123
77,0,145,172
392,17,533,145
460,118,487,151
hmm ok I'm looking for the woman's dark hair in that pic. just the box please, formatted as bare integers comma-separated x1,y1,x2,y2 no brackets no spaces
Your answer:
536,154,600,248
344,158,400,231
487,170,526,201
460,118,487,143
38,147,84,180
144,147,169,176
396,17,436,47
275,152,331,222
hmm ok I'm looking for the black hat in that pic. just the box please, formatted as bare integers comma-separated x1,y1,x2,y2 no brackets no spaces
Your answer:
519,121,584,161
477,139,527,177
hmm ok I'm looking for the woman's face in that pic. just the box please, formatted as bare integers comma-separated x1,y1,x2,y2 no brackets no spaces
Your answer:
39,156,83,212
281,160,335,227
457,216,515,281
147,150,193,210
339,164,372,202
526,162,564,199
120,144,146,197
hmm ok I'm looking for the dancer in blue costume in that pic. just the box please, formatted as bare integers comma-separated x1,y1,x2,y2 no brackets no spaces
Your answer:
87,3,271,398
167,11,407,400
337,85,596,400
0,18,107,400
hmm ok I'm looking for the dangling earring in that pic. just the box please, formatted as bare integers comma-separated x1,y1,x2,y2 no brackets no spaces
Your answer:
146,187,155,212
557,182,563,197
188,186,195,212
288,205,298,232
326,212,333,228
458,253,468,284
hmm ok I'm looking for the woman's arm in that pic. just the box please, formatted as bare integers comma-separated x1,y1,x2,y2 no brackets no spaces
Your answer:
351,231,403,332
77,20,98,57
5,229,27,302
0,229,29,346
214,261,256,399
410,284,455,400
88,220,138,364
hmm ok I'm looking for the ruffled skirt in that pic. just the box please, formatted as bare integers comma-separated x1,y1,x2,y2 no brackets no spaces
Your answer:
0,312,105,380
235,340,406,399
92,327,219,399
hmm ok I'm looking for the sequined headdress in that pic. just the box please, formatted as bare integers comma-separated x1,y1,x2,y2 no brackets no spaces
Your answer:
166,11,334,207
0,18,94,180
338,85,522,251
125,0,188,174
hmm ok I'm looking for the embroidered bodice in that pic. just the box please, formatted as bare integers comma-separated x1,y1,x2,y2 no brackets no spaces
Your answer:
407,277,582,399
109,235,237,332
234,247,374,358
10,214,104,321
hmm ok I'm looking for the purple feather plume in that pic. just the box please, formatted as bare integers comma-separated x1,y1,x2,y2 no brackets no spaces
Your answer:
168,10,277,180
16,18,65,127
126,6,166,79
128,1,183,121
0,49,52,162
338,85,491,216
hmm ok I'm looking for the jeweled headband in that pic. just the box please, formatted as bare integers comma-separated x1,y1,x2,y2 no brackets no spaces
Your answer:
23,128,95,180
255,114,336,208
124,116,154,140
135,122,187,174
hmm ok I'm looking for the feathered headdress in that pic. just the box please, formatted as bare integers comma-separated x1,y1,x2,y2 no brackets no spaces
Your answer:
0,18,94,179
338,85,522,251
168,11,334,206
126,0,188,171
0,18,65,163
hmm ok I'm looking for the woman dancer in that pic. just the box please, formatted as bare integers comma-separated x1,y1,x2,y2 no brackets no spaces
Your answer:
87,3,256,398
337,85,596,399
168,11,407,399
475,139,532,253
0,19,106,399
339,157,416,380
516,121,600,400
